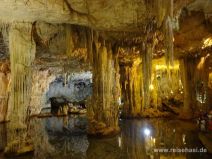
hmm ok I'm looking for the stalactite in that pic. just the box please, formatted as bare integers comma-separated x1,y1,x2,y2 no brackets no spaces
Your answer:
142,42,153,109
65,25,74,57
155,0,168,27
165,16,174,70
86,28,93,65
5,22,35,155
163,0,174,75
87,37,120,136
148,0,174,72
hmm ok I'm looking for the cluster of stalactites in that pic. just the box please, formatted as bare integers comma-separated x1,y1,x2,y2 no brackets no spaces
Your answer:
145,0,174,68
65,25,95,65
141,0,174,109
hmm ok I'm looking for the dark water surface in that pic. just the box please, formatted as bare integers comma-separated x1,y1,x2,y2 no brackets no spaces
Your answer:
0,116,212,159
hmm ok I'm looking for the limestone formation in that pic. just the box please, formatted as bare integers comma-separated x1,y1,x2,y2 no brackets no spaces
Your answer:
87,39,120,136
0,62,10,122
0,1,211,156
6,22,35,154
120,58,142,117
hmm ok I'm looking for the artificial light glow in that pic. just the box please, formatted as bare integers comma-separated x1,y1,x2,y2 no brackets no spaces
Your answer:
155,64,179,70
197,57,205,70
182,134,186,145
202,37,212,49
153,138,156,144
118,137,122,148
197,54,210,70
149,84,154,90
144,128,151,136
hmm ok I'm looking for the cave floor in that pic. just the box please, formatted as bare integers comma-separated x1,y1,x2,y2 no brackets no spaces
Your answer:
0,116,212,159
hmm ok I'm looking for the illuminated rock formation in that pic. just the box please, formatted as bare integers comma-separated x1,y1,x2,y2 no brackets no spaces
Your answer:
0,62,10,122
120,58,142,117
5,22,35,154
87,38,120,136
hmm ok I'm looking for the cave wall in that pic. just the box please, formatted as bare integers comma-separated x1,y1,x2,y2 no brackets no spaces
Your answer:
30,69,92,115
30,69,56,115
46,72,92,102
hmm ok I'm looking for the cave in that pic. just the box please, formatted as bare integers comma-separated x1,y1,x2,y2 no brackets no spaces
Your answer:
0,0,212,158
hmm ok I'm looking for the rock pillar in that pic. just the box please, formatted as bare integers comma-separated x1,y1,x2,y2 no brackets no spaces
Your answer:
179,57,196,119
120,58,142,118
5,23,35,155
87,41,120,136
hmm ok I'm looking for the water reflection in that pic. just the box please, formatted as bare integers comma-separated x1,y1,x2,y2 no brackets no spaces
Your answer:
0,117,211,159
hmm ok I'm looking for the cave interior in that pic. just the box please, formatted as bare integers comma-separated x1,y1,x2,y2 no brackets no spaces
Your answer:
0,0,212,158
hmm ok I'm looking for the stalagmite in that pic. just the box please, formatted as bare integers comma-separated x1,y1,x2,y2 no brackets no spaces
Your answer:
87,37,120,136
5,22,36,155
120,58,142,117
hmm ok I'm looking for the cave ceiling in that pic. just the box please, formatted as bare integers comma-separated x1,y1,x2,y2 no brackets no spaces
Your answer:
0,0,212,67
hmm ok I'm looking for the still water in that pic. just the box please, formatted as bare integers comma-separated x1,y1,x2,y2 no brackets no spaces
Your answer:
0,115,211,159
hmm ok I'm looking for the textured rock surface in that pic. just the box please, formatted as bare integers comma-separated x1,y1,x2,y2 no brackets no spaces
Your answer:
30,69,92,115
46,72,92,102
30,69,56,115
0,62,10,122
0,0,146,31
87,42,120,136
120,58,142,117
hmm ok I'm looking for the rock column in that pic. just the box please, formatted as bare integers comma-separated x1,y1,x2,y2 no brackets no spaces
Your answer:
120,58,142,117
179,57,196,119
87,40,120,136
5,23,35,154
